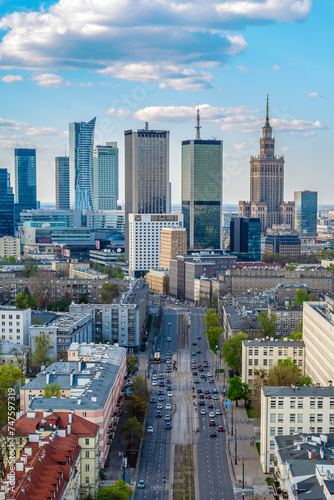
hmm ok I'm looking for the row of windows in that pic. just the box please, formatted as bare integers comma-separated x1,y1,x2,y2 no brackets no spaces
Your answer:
270,398,331,409
248,348,303,356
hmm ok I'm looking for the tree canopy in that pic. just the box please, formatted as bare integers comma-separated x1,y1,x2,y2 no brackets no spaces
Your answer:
202,309,223,352
93,480,133,499
32,332,52,370
99,282,120,303
0,366,25,423
227,375,250,406
15,291,36,309
131,374,151,403
23,261,38,277
267,358,312,387
44,383,61,398
221,332,248,375
257,311,276,337
295,289,309,307
120,417,144,443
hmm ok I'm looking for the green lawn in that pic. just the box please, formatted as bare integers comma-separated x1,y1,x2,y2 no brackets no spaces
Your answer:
256,442,260,455
245,405,258,419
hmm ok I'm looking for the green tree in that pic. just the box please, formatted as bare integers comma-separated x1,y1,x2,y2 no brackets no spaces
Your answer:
202,309,224,352
9,345,31,373
295,288,309,307
326,263,334,274
221,332,248,375
94,480,134,499
285,262,299,271
44,382,61,398
131,374,151,403
291,321,303,340
210,293,218,310
99,282,120,303
0,366,25,422
267,358,312,387
124,394,148,421
32,332,52,370
15,291,36,309
257,311,277,337
120,416,144,442
227,375,250,406
116,254,125,263
23,261,38,277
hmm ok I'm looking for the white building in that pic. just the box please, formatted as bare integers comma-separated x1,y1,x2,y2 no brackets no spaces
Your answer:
93,143,119,210
85,209,125,233
0,306,31,345
260,386,334,473
128,213,183,277
0,236,21,260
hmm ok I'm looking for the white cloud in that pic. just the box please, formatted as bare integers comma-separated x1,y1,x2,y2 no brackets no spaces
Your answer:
32,73,71,88
303,131,315,137
25,126,68,137
79,82,93,87
236,66,248,72
1,74,23,83
233,143,249,150
281,146,290,151
271,64,282,71
308,92,320,98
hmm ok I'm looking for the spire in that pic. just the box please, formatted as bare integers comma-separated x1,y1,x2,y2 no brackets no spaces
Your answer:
265,94,270,127
195,105,201,140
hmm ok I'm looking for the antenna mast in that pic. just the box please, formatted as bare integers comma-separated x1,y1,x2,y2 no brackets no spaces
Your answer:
195,105,201,140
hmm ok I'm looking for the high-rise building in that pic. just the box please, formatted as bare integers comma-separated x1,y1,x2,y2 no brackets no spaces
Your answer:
69,118,96,211
55,156,70,210
93,142,118,210
294,190,318,235
14,149,37,216
124,124,170,260
230,216,261,261
265,234,301,257
0,169,15,237
160,227,187,269
182,111,223,249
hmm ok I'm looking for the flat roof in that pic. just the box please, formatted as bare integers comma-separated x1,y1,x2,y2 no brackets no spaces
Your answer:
263,386,334,397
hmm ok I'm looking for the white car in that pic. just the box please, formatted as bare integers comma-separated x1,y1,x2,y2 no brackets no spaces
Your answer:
147,426,154,433
167,392,173,398
165,415,171,421
209,411,215,418
200,409,206,415
152,375,158,380
168,322,171,326
216,409,222,415
207,372,213,377
152,380,158,386
157,403,163,410
167,337,172,342
212,394,218,400
166,403,171,410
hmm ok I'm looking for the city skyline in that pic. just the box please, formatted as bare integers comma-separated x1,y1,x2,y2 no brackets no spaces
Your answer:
0,0,333,206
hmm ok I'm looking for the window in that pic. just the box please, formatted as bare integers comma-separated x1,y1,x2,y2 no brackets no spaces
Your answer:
318,400,323,409
254,349,258,356
297,400,303,409
317,428,323,434
270,414,276,423
83,412,87,418
254,359,258,366
85,438,89,445
264,359,268,366
290,414,296,422
248,369,253,376
297,414,303,423
317,414,323,422
270,399,276,409
86,477,90,484
85,451,89,458
277,427,283,435
270,427,275,436
263,350,268,356
278,413,283,422
330,414,334,424
249,349,253,356
85,464,89,471
249,359,253,366
309,414,315,422
310,399,316,409
290,399,296,409
290,427,295,435
269,359,273,366
330,399,334,409
270,440,275,449
278,349,282,356
278,400,284,409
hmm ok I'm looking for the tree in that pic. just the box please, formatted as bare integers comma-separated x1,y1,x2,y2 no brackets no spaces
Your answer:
267,358,312,387
285,262,299,271
32,271,55,310
210,293,218,310
0,366,25,422
291,321,303,340
131,374,151,403
120,417,144,443
32,332,52,370
99,282,120,303
44,383,61,398
257,311,276,337
15,291,36,309
9,345,31,373
221,332,248,375
326,263,334,274
295,289,309,307
227,375,250,406
94,480,134,499
116,254,125,263
124,394,148,421
23,261,38,277
251,368,267,417
202,309,224,352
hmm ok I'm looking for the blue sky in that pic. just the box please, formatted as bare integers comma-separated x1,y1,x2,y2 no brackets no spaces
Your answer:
0,0,332,206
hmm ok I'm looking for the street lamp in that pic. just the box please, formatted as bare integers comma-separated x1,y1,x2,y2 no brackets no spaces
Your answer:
235,455,246,500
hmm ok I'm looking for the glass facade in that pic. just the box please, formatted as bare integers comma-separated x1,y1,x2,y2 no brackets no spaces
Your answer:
93,143,119,210
0,169,15,237
55,156,70,210
14,148,37,213
182,140,223,249
230,217,261,261
294,190,318,235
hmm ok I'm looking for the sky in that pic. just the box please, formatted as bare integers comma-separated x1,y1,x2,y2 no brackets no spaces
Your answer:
0,0,333,207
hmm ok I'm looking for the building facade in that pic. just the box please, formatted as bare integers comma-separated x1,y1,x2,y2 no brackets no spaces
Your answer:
20,208,82,227
182,138,223,249
265,234,301,256
93,142,119,210
160,227,187,269
85,209,125,233
55,156,70,210
0,306,31,345
294,190,318,235
0,236,20,260
15,149,37,216
146,269,170,294
69,118,96,211
230,216,261,261
0,169,15,237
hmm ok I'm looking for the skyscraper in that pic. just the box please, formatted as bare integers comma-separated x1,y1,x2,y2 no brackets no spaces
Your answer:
124,124,170,259
294,190,318,235
230,216,261,261
93,142,118,210
55,156,70,210
69,117,96,211
0,169,15,237
14,148,37,213
181,110,223,249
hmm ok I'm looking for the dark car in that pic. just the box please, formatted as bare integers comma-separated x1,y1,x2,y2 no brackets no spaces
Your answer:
210,431,217,438
167,386,172,391
204,389,210,394
208,403,214,408
209,378,214,383
165,423,172,430
199,367,204,372
166,379,172,384
191,352,196,356
192,341,197,346
197,336,202,340
199,400,205,406
206,394,212,399
159,374,164,379
212,388,218,394
200,374,206,379
193,371,198,376
209,420,216,426
194,379,200,384
218,426,224,432
156,411,162,418
199,394,205,400
159,381,164,387
158,390,164,395
197,388,202,393
150,396,156,403
196,349,201,354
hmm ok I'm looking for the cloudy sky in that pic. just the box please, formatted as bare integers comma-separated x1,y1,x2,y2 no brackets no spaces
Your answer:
0,0,332,206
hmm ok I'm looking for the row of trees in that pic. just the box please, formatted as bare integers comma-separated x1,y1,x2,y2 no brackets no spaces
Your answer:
262,249,334,266
202,309,223,352
84,480,133,500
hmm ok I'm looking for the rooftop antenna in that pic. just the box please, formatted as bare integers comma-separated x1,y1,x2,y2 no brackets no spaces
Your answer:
145,122,149,130
65,144,67,157
265,94,270,127
195,104,201,140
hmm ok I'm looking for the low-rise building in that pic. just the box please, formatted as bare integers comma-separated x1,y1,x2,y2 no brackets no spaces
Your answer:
268,305,303,337
277,284,309,306
221,303,266,340
0,306,31,345
0,341,29,371
69,265,108,280
160,227,187,269
265,234,301,257
146,268,169,295
241,338,305,385
0,236,20,260
260,386,334,474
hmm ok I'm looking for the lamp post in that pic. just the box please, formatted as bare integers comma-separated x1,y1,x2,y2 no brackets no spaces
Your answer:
235,455,246,500
231,403,234,437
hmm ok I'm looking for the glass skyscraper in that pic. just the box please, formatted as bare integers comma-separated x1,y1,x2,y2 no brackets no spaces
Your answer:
294,190,318,235
69,117,96,211
93,142,118,210
55,156,70,210
14,148,37,213
182,139,223,249
0,169,15,237
230,217,261,261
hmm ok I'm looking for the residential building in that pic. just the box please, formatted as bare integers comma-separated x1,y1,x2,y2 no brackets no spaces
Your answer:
265,234,301,256
146,269,169,294
268,305,303,336
19,208,82,227
294,190,318,235
0,341,29,372
0,169,15,237
14,149,37,218
0,306,31,345
277,284,309,306
303,301,334,386
193,276,221,308
230,216,261,261
69,118,96,211
128,213,183,277
29,312,92,360
85,209,125,233
260,386,334,473
69,266,108,280
0,236,20,259
181,120,223,249
93,142,118,210
55,156,70,210
124,125,170,260
23,342,127,466
221,303,264,340
241,338,305,385
160,227,187,269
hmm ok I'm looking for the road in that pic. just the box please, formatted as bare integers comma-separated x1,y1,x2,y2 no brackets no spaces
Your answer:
135,303,234,499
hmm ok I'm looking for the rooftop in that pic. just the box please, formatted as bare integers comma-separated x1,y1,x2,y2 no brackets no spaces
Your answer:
243,339,305,347
263,386,334,397
30,312,90,329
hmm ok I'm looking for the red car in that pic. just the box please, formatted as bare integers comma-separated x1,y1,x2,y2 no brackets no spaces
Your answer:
209,420,216,426
218,426,224,432
197,364,202,368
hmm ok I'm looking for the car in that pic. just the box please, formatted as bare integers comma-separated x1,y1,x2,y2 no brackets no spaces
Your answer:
197,364,202,368
166,403,171,410
156,411,162,418
168,322,171,326
166,366,172,372
152,369,157,374
196,349,201,354
160,357,165,363
167,385,172,391
166,379,172,384
203,362,208,368
194,379,200,384
206,394,212,399
150,396,156,403
165,415,171,421
167,337,172,342
158,390,164,395
197,335,202,340
147,426,154,433
210,431,217,438
165,423,172,430
167,392,173,397
138,480,145,488
159,381,164,387
199,367,204,372
152,375,158,380
192,341,197,346
213,394,218,400
125,381,133,387
159,374,164,379
199,400,205,406
209,419,216,426
191,352,196,356
204,389,210,394
209,412,215,418
167,352,172,358
218,426,224,432
208,403,214,409
216,409,222,415
197,388,202,393
212,388,218,394
200,408,206,415
207,372,213,377
166,359,171,364
152,380,158,386
157,403,163,410
200,374,206,379
209,378,214,383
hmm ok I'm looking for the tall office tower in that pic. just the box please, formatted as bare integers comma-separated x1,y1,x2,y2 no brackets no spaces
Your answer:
250,96,284,230
294,190,318,235
0,169,15,237
93,142,118,210
181,111,223,249
69,117,96,211
230,217,261,261
14,148,37,213
55,156,70,210
124,124,170,260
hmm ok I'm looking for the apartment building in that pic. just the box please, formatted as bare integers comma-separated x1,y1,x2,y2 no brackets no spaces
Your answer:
0,236,20,259
241,338,305,385
268,305,303,337
160,227,187,269
69,266,108,280
260,386,334,473
0,306,31,345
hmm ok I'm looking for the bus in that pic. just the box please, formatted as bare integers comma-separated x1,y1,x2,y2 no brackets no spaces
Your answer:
154,352,161,364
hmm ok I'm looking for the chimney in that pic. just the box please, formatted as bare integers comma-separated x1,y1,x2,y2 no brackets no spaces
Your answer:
68,413,72,424
46,372,50,385
67,424,71,435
